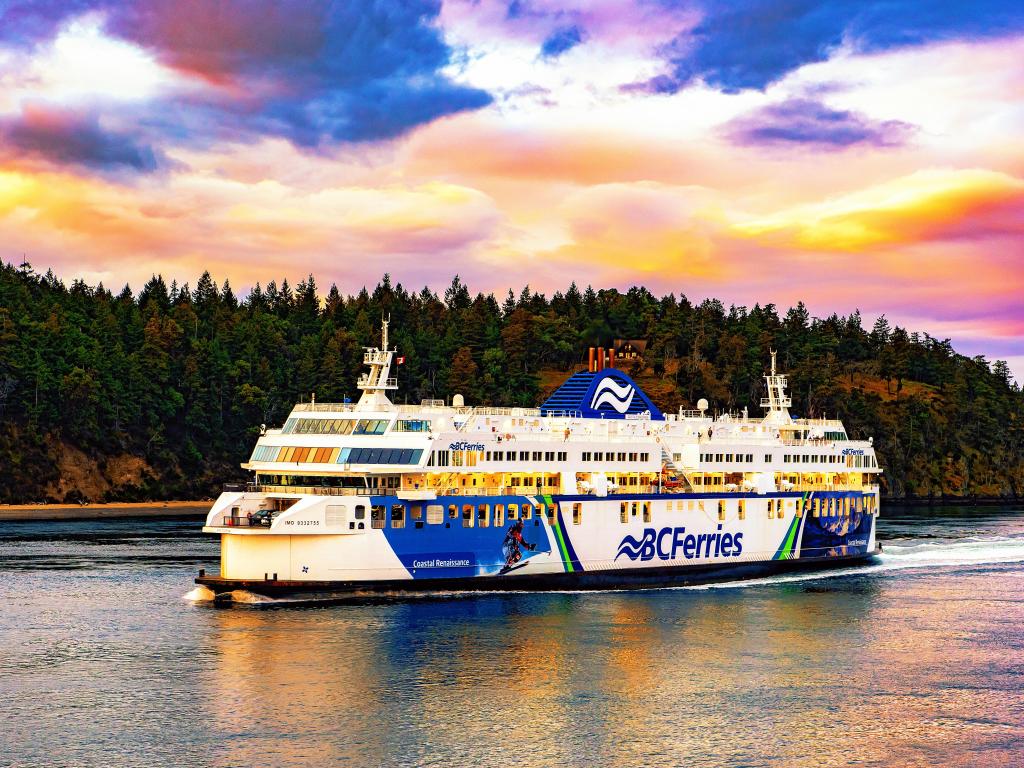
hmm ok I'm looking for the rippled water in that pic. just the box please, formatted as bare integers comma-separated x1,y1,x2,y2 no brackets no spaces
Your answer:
2,508,1023,767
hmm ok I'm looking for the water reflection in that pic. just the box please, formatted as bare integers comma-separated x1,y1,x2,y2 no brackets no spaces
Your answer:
2,512,1022,767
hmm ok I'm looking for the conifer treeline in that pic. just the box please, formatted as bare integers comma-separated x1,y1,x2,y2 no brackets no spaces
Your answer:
1,261,1021,502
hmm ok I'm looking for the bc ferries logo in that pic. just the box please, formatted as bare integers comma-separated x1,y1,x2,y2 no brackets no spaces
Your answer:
616,525,744,562
449,441,485,451
591,377,635,414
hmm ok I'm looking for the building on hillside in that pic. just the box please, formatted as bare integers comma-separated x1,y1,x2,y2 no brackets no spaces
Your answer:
613,339,647,362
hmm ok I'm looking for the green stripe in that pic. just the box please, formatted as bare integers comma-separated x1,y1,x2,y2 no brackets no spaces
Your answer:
543,494,574,573
776,514,800,560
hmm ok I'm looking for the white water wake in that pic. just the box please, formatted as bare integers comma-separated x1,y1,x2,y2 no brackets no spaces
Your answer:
679,535,1024,590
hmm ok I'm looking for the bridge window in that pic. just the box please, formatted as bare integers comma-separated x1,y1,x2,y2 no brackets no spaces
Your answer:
391,505,405,529
572,503,582,525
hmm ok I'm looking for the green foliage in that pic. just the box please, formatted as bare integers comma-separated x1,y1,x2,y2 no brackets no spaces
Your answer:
0,261,1021,502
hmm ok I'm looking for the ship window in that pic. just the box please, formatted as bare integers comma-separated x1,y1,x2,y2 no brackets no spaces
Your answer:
545,451,554,461
557,452,567,462
520,451,529,461
583,452,591,461
546,505,557,525
572,503,582,525
523,504,533,520
629,452,638,462
778,500,785,519
620,502,628,523
533,451,542,461
813,499,820,517
725,453,733,462
641,453,649,462
746,454,753,462
715,454,723,462
495,505,504,527
617,452,626,461
718,500,726,521
462,504,474,528
643,502,651,523
391,505,405,529
410,505,423,521
764,454,772,462
371,505,386,529
426,505,443,524
485,451,491,461
738,499,746,520
631,502,638,517
595,452,603,461
478,504,490,528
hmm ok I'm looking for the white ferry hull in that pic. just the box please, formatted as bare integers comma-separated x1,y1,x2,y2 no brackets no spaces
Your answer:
197,489,879,600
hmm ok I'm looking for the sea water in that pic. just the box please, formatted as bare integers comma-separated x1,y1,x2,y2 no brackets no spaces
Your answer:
1,508,1022,767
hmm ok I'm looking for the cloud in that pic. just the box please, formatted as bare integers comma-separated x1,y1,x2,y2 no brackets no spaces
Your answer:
734,168,1024,250
645,0,1024,93
724,97,915,149
0,104,168,172
540,24,584,58
0,1,493,150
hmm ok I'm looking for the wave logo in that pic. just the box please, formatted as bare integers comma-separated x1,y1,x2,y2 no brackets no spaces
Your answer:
616,532,650,561
591,377,635,414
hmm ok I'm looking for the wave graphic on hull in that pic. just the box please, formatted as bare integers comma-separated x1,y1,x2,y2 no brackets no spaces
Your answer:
591,378,635,413
678,534,1024,591
615,533,648,561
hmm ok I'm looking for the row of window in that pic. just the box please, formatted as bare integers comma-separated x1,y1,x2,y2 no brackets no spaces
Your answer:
282,418,390,435
335,501,566,530
330,495,875,532
250,445,422,465
581,451,651,462
428,449,571,467
701,453,770,463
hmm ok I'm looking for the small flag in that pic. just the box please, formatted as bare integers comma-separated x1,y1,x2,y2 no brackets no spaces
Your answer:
396,356,406,365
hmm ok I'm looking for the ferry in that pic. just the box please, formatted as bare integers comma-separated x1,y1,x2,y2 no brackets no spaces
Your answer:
196,319,882,600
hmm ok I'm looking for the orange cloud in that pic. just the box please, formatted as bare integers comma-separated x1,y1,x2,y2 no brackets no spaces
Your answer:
734,168,1024,251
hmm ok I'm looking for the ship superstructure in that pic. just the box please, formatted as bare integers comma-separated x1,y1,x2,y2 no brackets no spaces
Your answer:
197,320,881,598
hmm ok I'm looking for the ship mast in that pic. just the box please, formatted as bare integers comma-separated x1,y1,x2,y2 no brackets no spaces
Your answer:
760,350,792,425
355,316,398,410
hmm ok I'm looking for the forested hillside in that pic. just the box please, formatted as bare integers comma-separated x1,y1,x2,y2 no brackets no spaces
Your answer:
1,261,1021,503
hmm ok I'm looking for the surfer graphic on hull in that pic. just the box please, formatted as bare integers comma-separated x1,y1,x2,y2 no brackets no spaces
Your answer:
500,519,536,574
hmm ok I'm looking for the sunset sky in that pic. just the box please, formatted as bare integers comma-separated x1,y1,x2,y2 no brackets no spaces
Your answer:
1,1,1022,374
